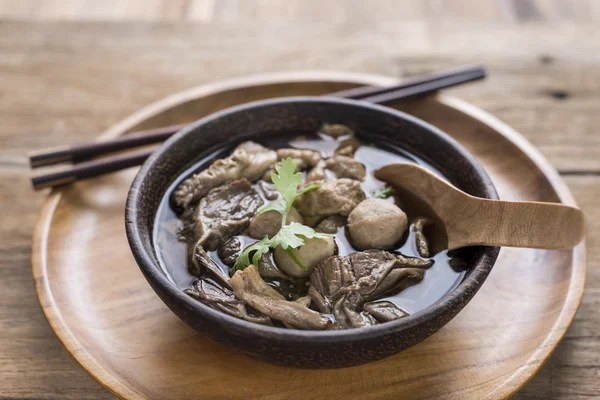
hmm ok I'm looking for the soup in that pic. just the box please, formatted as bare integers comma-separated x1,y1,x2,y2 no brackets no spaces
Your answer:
154,124,469,330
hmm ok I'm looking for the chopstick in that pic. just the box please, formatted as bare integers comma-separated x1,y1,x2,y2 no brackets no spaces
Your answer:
358,69,485,104
30,65,485,190
31,149,154,190
325,64,484,100
30,65,484,169
29,124,187,168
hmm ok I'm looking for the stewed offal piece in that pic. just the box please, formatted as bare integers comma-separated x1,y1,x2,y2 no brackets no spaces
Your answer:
173,141,277,208
295,178,366,217
308,250,433,329
188,178,263,252
184,278,271,325
262,148,322,182
160,124,464,330
320,123,354,138
218,237,242,268
325,155,366,181
276,148,322,168
230,265,330,330
413,217,433,258
305,154,366,182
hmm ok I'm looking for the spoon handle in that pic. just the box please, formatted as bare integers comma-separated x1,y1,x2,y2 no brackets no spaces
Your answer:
447,199,586,250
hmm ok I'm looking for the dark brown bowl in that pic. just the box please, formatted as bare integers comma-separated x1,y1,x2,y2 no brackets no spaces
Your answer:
125,97,500,369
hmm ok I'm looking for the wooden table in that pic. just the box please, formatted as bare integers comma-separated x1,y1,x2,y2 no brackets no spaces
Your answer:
1,2,599,398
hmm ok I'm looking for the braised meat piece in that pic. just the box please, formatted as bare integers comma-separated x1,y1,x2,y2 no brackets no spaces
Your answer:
262,148,322,182
363,301,408,322
309,250,432,329
231,265,330,330
295,179,366,217
276,148,322,168
258,180,278,200
217,237,242,267
184,278,271,325
315,215,346,234
191,179,263,251
413,217,433,258
305,160,328,183
325,155,366,181
190,245,232,288
305,155,365,183
173,141,276,208
320,123,354,138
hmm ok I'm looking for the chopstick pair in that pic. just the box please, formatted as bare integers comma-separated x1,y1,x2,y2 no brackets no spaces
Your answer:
30,64,485,190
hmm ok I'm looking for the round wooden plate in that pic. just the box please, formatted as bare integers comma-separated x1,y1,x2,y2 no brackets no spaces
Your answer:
32,72,586,400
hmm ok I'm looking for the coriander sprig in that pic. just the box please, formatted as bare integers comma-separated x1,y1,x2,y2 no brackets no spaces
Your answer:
372,186,396,199
231,158,330,274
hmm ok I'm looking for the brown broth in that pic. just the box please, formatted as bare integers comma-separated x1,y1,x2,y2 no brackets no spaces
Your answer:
153,133,467,315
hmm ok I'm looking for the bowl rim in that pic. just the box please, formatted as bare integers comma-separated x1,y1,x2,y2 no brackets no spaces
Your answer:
125,95,500,342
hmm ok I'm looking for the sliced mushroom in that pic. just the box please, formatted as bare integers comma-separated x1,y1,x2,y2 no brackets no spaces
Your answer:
184,278,271,325
309,250,433,323
413,217,433,258
364,301,408,322
190,245,232,289
231,265,330,330
258,180,279,200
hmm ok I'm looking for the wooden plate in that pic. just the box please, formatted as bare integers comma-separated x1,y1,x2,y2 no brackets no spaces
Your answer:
32,72,586,400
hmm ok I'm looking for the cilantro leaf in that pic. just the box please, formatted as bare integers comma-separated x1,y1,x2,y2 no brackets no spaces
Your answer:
271,222,331,250
259,178,320,218
233,158,332,273
297,183,321,196
373,186,395,199
286,247,308,271
258,198,287,216
231,237,272,275
271,158,302,214
269,223,333,271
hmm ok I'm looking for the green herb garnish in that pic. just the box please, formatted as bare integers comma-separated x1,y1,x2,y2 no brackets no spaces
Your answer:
231,158,330,274
372,186,396,199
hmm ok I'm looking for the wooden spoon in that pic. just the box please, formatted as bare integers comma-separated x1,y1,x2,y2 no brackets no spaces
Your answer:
375,163,585,250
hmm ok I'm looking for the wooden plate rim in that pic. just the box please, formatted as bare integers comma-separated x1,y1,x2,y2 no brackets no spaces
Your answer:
31,71,587,400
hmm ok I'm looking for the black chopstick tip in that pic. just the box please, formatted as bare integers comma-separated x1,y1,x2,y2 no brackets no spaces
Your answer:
29,146,73,169
31,173,76,191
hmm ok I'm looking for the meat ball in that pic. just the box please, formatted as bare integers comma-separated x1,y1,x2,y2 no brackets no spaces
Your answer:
274,237,336,278
248,207,304,239
347,199,407,250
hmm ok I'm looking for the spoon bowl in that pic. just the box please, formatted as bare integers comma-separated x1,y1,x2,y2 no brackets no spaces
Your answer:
376,163,585,250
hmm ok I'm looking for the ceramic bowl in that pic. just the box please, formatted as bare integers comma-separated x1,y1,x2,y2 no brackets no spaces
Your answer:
125,96,500,369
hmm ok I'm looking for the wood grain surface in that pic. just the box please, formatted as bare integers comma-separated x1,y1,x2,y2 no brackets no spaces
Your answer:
27,75,587,400
1,2,599,399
